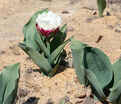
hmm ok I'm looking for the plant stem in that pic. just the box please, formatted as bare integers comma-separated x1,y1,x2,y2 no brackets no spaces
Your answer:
46,39,50,53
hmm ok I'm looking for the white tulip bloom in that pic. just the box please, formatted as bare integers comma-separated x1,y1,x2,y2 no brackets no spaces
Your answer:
36,11,61,30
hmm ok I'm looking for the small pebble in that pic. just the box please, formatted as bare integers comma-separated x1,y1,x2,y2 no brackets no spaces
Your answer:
64,96,70,103
55,82,58,86
0,51,6,55
62,10,69,14
115,28,121,33
19,89,29,98
26,68,33,74
82,97,96,104
26,57,31,61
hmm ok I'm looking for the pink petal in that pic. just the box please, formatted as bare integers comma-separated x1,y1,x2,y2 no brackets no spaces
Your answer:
36,23,59,37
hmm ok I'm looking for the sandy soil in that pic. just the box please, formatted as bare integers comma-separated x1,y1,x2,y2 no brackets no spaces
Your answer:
0,0,121,104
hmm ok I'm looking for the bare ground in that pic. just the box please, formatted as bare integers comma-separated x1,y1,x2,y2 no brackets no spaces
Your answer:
0,0,121,104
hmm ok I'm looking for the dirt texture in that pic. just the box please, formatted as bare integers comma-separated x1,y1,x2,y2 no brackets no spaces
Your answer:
0,0,121,104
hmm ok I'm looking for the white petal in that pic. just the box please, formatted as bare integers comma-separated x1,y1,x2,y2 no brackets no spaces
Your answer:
36,10,62,30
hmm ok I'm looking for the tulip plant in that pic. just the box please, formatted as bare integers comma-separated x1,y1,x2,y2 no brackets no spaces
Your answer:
97,0,106,17
71,38,121,104
0,63,20,104
19,9,71,77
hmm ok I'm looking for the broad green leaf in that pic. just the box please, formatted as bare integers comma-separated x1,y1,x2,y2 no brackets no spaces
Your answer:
71,38,112,102
84,47,112,89
108,59,121,103
112,59,121,87
108,80,121,103
97,0,106,17
0,63,20,104
50,24,67,52
23,8,48,51
48,38,70,65
35,31,50,57
85,69,106,102
70,38,88,86
19,43,52,74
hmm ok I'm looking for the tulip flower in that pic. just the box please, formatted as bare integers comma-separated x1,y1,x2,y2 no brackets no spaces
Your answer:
20,9,72,77
36,11,61,37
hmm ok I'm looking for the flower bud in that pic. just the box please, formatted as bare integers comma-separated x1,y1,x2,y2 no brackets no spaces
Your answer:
36,11,61,37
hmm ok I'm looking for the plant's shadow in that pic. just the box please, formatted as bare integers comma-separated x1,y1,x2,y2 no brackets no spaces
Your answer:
33,64,67,75
56,65,67,74
22,97,39,104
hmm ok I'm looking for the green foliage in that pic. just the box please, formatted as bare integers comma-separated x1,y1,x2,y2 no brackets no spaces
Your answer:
20,9,71,77
0,63,20,104
19,43,52,75
71,38,121,103
108,59,121,104
85,69,106,102
97,0,106,17
50,24,67,53
48,39,70,65
23,8,48,51
35,31,50,57
70,38,88,86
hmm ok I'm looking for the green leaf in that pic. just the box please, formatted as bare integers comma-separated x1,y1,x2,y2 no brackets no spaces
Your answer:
108,59,121,103
45,50,61,77
84,46,112,89
23,8,48,51
85,69,106,102
97,0,106,17
0,63,20,104
50,24,67,52
108,80,121,103
112,59,121,87
19,43,52,74
48,38,70,65
71,38,113,102
35,31,50,57
70,38,88,86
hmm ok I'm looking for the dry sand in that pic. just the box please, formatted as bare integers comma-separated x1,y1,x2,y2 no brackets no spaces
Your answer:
0,0,121,104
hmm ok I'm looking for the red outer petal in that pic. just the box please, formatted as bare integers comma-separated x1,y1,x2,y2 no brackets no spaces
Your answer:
36,23,59,37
